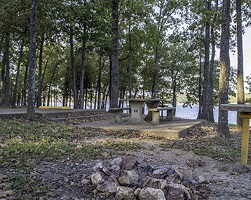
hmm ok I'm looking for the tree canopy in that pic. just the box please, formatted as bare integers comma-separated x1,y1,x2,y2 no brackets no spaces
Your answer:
0,0,250,132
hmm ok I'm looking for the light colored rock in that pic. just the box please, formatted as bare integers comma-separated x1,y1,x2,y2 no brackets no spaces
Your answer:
139,187,166,200
97,181,117,193
91,172,103,185
153,167,168,176
118,175,130,185
115,186,135,200
198,175,206,183
126,170,139,185
110,157,123,166
134,188,141,197
110,157,123,173
93,162,104,171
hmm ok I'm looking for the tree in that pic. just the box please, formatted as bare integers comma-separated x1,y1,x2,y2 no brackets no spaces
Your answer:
27,0,38,121
201,0,211,121
236,0,245,131
110,0,119,108
218,0,231,138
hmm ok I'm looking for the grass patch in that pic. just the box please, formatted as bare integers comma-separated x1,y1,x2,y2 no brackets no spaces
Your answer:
1,174,49,199
0,119,141,167
160,135,242,162
0,119,142,199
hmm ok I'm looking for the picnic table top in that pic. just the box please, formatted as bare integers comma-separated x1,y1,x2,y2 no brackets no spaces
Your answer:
220,104,251,112
120,98,165,102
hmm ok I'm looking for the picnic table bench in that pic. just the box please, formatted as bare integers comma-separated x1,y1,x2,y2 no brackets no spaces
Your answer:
148,107,175,125
109,107,131,123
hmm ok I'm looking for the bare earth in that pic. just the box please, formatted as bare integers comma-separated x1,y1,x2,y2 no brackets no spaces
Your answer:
37,122,251,200
1,118,251,200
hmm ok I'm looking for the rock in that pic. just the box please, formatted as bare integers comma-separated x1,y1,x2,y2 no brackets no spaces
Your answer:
91,172,103,185
97,181,117,193
153,167,168,176
167,170,184,184
126,170,139,185
81,178,90,185
134,188,141,197
102,166,112,176
167,186,185,200
122,156,137,170
110,157,123,173
167,183,191,200
150,178,167,190
118,170,139,186
93,162,104,172
139,187,166,200
197,175,206,183
141,176,167,190
111,157,123,166
118,175,130,185
115,186,135,200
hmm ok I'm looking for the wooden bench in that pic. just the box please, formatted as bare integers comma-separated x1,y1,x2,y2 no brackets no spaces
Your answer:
38,106,71,110
148,107,175,125
109,107,131,123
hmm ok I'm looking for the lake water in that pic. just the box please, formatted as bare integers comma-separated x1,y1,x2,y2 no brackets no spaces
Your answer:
175,105,238,124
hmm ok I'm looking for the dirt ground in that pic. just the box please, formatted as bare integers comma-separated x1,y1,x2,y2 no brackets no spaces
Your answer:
34,123,251,200
1,120,251,200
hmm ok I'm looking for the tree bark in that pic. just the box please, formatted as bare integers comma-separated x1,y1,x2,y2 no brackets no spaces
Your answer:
201,0,211,120
27,0,38,121
1,33,10,107
37,33,45,107
208,0,218,122
110,0,119,108
22,63,28,106
80,29,86,109
12,37,25,108
218,0,231,137
70,26,78,108
128,19,133,99
236,0,245,131
197,52,203,119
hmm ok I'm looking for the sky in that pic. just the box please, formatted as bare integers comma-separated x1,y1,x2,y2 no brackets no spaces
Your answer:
231,27,251,79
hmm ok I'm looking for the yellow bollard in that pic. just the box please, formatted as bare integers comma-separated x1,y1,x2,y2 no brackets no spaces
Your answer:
240,113,251,165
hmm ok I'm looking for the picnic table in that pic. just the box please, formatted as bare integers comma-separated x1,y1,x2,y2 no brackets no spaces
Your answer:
220,104,251,164
117,98,175,125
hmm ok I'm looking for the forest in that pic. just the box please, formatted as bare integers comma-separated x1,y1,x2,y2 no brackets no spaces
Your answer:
0,0,251,132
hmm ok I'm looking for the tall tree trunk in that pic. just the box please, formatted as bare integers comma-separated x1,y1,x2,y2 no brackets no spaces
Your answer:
97,55,102,109
236,0,245,131
197,52,203,119
110,0,119,108
152,47,158,99
128,19,133,99
37,33,45,107
80,29,86,109
70,26,78,108
218,0,231,138
201,0,211,120
46,64,58,106
1,33,10,107
27,0,38,121
12,38,25,108
208,0,218,122
22,63,28,106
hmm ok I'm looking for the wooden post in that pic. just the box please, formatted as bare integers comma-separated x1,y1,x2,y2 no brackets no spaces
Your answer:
240,113,251,165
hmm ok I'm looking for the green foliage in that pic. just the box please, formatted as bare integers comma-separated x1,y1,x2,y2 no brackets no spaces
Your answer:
0,0,249,108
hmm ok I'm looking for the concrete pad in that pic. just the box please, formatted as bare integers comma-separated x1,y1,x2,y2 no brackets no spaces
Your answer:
78,118,204,139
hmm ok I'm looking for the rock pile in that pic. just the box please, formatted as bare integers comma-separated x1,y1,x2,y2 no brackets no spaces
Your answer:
83,156,209,199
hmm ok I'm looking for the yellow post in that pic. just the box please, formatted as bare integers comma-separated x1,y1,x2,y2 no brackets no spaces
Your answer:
240,113,251,165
